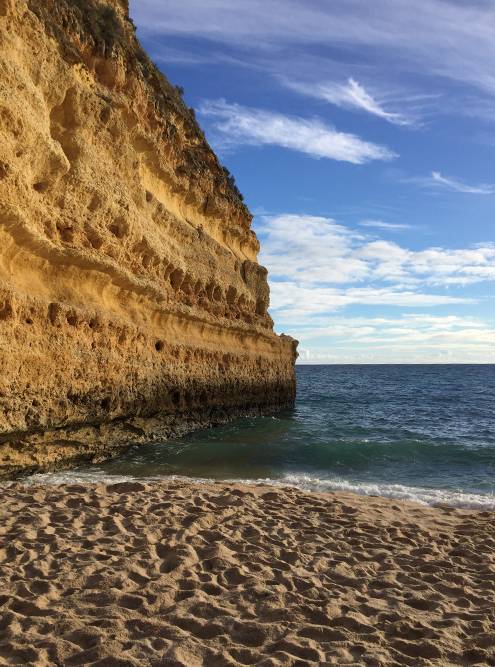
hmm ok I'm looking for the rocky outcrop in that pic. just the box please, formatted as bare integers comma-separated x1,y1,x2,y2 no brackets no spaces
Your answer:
0,0,297,477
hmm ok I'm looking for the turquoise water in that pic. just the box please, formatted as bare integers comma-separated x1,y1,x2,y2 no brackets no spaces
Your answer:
33,365,495,508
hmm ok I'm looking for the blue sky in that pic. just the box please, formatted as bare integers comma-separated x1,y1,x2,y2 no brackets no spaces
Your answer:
130,0,495,363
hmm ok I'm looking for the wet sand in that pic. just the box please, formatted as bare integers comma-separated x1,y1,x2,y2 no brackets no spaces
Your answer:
1,480,494,666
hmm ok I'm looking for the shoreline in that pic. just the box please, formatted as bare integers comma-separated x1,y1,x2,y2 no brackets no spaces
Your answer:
11,469,495,512
0,403,295,481
1,479,494,665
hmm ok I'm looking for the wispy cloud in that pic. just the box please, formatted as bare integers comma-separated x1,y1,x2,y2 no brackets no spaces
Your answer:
404,171,495,195
359,220,412,231
198,100,397,164
286,78,416,126
430,171,495,195
132,0,495,102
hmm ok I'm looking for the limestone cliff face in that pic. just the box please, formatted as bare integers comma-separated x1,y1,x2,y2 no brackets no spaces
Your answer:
0,0,297,476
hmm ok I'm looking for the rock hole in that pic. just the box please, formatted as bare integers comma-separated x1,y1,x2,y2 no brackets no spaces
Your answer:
33,181,49,193
180,279,192,295
145,190,153,203
56,223,74,243
100,106,111,124
67,391,79,404
155,340,164,352
86,228,104,250
88,194,102,212
256,299,267,316
0,161,10,180
0,300,13,320
226,286,237,305
66,313,78,326
169,269,184,291
25,317,33,325
101,397,111,411
109,217,128,239
48,302,61,325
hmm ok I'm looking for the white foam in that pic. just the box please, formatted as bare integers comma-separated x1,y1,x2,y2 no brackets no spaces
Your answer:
4,469,494,510
17,470,157,486
273,474,495,510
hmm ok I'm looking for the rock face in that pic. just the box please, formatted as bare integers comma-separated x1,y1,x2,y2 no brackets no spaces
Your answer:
0,0,297,477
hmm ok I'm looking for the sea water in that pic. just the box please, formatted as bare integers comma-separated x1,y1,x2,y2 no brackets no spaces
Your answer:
30,365,495,508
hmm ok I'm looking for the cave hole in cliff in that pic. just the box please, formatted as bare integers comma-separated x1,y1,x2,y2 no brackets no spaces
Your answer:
226,286,237,305
169,269,184,291
0,301,13,320
101,397,111,411
85,224,104,250
0,161,10,180
48,303,61,325
256,299,267,316
155,340,164,352
56,222,75,243
109,218,129,239
99,106,111,125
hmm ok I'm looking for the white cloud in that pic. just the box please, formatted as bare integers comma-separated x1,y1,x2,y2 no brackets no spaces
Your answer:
256,215,368,285
256,215,495,301
292,314,495,364
270,282,471,321
359,219,412,231
430,171,495,195
198,100,396,164
256,214,495,332
286,78,415,126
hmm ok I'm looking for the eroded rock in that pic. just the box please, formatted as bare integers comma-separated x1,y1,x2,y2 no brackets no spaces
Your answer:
0,0,298,477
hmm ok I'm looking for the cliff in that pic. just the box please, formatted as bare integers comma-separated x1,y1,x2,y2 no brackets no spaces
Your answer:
0,0,297,477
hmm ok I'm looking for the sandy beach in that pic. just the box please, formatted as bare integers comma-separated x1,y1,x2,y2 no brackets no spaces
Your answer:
1,481,494,667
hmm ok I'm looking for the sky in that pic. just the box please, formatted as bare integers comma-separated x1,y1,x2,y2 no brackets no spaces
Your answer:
130,0,495,363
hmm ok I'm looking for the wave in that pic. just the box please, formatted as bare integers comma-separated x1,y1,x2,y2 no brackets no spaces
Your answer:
276,474,495,510
11,469,495,510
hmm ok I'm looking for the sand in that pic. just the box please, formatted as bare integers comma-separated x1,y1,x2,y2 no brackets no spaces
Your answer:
0,481,494,667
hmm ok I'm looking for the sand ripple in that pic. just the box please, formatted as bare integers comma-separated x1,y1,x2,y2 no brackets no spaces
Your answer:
1,481,494,666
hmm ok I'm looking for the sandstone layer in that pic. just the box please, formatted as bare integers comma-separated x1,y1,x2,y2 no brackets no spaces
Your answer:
0,0,297,477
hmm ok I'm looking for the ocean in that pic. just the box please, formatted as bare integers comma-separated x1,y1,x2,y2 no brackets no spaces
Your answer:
31,365,495,509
